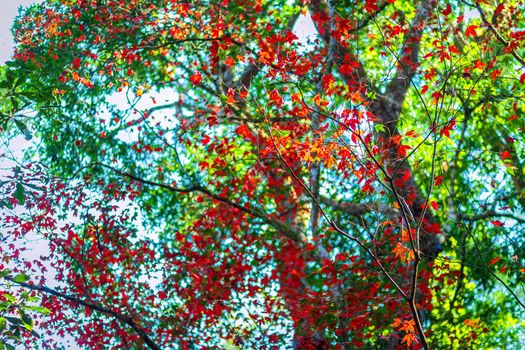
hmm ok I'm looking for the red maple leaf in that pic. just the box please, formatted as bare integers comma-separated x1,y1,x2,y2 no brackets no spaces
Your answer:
488,257,501,266
397,144,412,158
442,4,452,16
72,57,81,69
236,124,251,138
490,220,504,227
190,72,202,85
465,25,478,38
501,150,511,160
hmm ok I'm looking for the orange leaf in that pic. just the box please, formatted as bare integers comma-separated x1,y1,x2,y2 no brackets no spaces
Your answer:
464,319,481,328
406,130,418,138
314,94,329,107
392,243,414,263
224,56,235,68
402,333,417,347
391,318,402,328
474,60,486,70
400,319,416,334
491,69,502,80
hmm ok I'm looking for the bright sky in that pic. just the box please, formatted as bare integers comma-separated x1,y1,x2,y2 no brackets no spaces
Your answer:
0,0,41,63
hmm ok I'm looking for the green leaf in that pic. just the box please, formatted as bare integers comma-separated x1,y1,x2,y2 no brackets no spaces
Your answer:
375,123,386,133
0,302,8,312
0,317,6,332
25,306,50,315
20,313,33,331
10,97,19,112
11,325,21,339
4,61,17,68
506,166,516,176
12,119,32,141
5,317,21,326
13,183,25,206
0,200,14,210
2,294,15,303
12,273,29,284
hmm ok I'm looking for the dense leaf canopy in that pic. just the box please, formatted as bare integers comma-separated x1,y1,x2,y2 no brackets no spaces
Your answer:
1,0,525,349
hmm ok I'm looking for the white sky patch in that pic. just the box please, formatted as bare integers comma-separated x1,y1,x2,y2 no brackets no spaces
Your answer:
293,11,318,50
102,87,181,143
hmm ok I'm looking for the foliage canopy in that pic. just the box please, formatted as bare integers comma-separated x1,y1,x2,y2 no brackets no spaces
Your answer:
1,0,525,349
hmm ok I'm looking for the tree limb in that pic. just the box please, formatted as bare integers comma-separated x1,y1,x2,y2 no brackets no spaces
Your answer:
320,196,398,218
459,210,525,225
4,277,162,350
95,163,307,245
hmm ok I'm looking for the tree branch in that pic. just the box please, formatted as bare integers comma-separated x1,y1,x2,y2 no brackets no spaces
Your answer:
222,8,301,98
307,0,370,88
320,196,398,218
5,277,161,350
459,210,525,225
95,163,307,245
370,0,432,136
